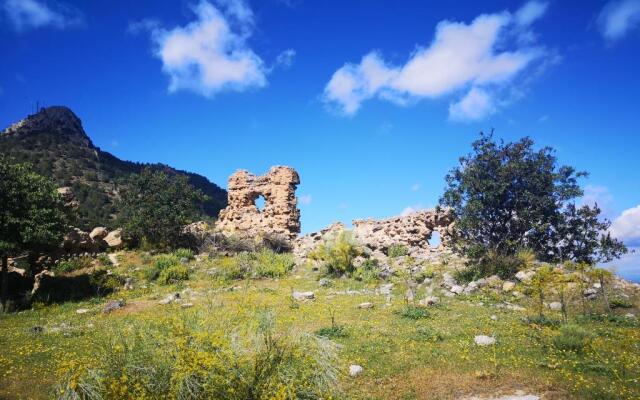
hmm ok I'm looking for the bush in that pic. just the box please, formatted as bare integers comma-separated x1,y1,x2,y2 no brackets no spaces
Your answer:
52,256,93,274
253,249,295,278
308,232,361,276
352,259,382,283
387,244,408,258
455,251,524,282
173,248,194,260
397,306,430,320
57,313,340,400
158,265,190,285
414,267,435,283
552,324,593,353
154,254,180,270
315,325,348,339
414,326,443,342
211,250,295,280
610,298,633,309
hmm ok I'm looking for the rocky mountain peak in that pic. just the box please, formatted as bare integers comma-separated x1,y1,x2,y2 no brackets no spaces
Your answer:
1,106,86,138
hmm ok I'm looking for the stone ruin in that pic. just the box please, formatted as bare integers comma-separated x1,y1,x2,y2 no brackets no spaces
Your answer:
215,166,301,241
294,208,456,262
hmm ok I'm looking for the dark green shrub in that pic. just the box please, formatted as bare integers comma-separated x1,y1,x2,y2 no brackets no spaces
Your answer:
552,324,593,353
455,252,524,282
387,244,408,258
158,265,190,285
52,256,93,274
610,298,633,309
397,306,430,320
315,325,348,339
172,248,193,260
352,259,381,282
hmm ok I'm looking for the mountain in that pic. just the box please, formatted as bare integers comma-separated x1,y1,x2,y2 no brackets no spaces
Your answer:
0,106,227,230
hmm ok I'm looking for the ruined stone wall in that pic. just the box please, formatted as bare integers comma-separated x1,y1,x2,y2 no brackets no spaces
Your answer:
352,208,455,253
215,166,301,240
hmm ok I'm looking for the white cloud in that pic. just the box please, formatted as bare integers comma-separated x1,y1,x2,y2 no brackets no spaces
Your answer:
299,194,312,205
136,0,268,97
610,205,640,247
410,183,421,192
323,1,550,120
3,0,83,31
448,87,496,121
598,0,640,41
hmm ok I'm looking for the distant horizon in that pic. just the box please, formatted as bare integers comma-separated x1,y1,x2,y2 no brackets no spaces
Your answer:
1,0,638,281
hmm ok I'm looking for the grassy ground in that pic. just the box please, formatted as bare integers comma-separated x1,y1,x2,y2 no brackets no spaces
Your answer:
1,251,638,400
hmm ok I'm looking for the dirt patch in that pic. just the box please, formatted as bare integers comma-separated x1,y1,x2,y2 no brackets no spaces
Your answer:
356,369,569,400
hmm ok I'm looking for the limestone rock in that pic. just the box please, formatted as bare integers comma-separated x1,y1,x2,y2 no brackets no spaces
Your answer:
419,296,440,306
292,291,315,301
502,281,516,292
89,227,108,240
548,302,562,311
474,335,496,346
349,364,363,377
104,229,123,249
358,302,374,309
102,299,125,313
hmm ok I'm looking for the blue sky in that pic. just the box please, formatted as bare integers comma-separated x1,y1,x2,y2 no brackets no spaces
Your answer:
1,0,639,280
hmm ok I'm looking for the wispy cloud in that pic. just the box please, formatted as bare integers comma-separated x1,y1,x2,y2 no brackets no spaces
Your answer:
598,0,640,42
274,48,296,69
410,183,421,192
133,0,270,98
322,1,551,121
3,0,83,31
580,184,615,218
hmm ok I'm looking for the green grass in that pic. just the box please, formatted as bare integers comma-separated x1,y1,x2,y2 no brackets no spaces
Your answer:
0,250,639,400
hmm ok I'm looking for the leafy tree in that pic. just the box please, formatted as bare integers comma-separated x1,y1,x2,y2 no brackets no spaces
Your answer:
440,132,626,270
117,168,207,249
0,156,70,310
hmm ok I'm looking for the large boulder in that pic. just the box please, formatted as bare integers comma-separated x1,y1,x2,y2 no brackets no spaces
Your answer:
89,227,108,240
104,229,123,249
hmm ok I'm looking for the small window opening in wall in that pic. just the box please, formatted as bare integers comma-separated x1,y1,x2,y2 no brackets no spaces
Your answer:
429,231,441,249
255,195,266,212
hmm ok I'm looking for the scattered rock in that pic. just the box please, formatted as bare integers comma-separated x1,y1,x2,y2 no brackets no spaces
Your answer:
104,229,123,249
548,302,562,311
515,270,535,282
474,335,496,346
380,283,393,294
124,277,134,290
419,296,440,307
490,315,498,321
181,303,194,308
159,293,180,305
358,302,374,309
625,313,636,320
292,291,315,301
450,285,464,295
76,308,89,314
319,278,331,287
89,227,108,240
502,281,516,292
102,299,125,313
349,364,364,377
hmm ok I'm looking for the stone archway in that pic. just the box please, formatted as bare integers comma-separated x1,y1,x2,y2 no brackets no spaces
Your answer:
215,166,301,241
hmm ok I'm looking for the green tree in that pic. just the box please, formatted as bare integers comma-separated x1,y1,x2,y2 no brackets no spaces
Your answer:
117,168,207,249
440,132,626,271
0,156,70,311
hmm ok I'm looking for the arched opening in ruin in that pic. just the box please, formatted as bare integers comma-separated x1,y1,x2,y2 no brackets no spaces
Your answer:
429,230,441,250
255,194,266,212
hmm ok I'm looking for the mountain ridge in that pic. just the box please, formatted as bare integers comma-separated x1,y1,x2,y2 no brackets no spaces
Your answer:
0,106,227,230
